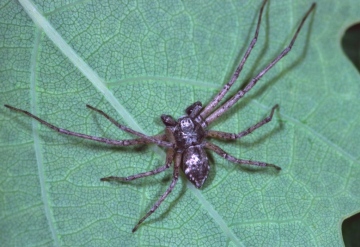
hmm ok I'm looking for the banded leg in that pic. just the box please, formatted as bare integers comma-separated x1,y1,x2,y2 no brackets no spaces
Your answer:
101,149,174,182
205,3,316,125
4,104,163,146
206,104,278,140
205,141,281,170
132,152,181,232
199,0,269,119
185,101,202,118
86,104,173,148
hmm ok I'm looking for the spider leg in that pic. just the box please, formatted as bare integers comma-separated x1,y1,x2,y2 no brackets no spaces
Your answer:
86,104,173,148
132,152,181,233
101,149,174,182
185,101,203,118
4,104,165,146
205,3,316,126
205,141,281,170
199,0,269,119
207,104,278,140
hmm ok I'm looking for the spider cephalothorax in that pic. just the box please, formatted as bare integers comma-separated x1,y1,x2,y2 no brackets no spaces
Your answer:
5,0,316,233
162,103,206,150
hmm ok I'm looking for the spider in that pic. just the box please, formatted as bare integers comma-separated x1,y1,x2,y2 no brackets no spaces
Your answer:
5,0,315,233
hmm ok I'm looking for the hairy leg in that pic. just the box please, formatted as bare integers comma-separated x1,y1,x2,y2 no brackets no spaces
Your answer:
101,149,174,182
199,0,269,119
86,104,173,148
132,152,181,232
205,3,316,125
206,104,278,140
4,104,164,146
205,141,281,170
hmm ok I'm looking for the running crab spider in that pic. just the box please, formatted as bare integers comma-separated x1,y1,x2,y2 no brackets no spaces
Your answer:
4,0,316,233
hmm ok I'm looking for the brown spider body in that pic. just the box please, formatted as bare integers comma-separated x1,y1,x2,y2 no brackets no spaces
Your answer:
162,102,209,188
4,0,316,233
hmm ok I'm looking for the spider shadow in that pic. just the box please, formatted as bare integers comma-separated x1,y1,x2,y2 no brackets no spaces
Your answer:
239,108,283,148
212,108,283,147
206,113,283,176
247,29,314,104
84,140,150,154
242,4,316,103
101,154,183,227
205,5,271,125
82,110,163,154
222,1,271,92
217,3,315,120
134,172,188,229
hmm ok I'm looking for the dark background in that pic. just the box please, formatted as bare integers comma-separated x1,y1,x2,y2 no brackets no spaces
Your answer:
341,23,360,247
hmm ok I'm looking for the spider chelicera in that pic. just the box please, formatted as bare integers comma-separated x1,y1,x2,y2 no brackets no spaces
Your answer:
5,0,316,233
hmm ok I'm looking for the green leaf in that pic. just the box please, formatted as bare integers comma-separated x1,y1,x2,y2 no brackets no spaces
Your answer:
1,0,359,246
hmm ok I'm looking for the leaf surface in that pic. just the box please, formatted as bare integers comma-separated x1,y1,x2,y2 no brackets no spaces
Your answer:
1,0,359,246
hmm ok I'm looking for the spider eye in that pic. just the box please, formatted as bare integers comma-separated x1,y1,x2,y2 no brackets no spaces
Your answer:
161,114,177,126
180,118,194,130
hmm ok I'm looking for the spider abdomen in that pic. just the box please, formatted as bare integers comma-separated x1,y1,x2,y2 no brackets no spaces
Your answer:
182,145,209,188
